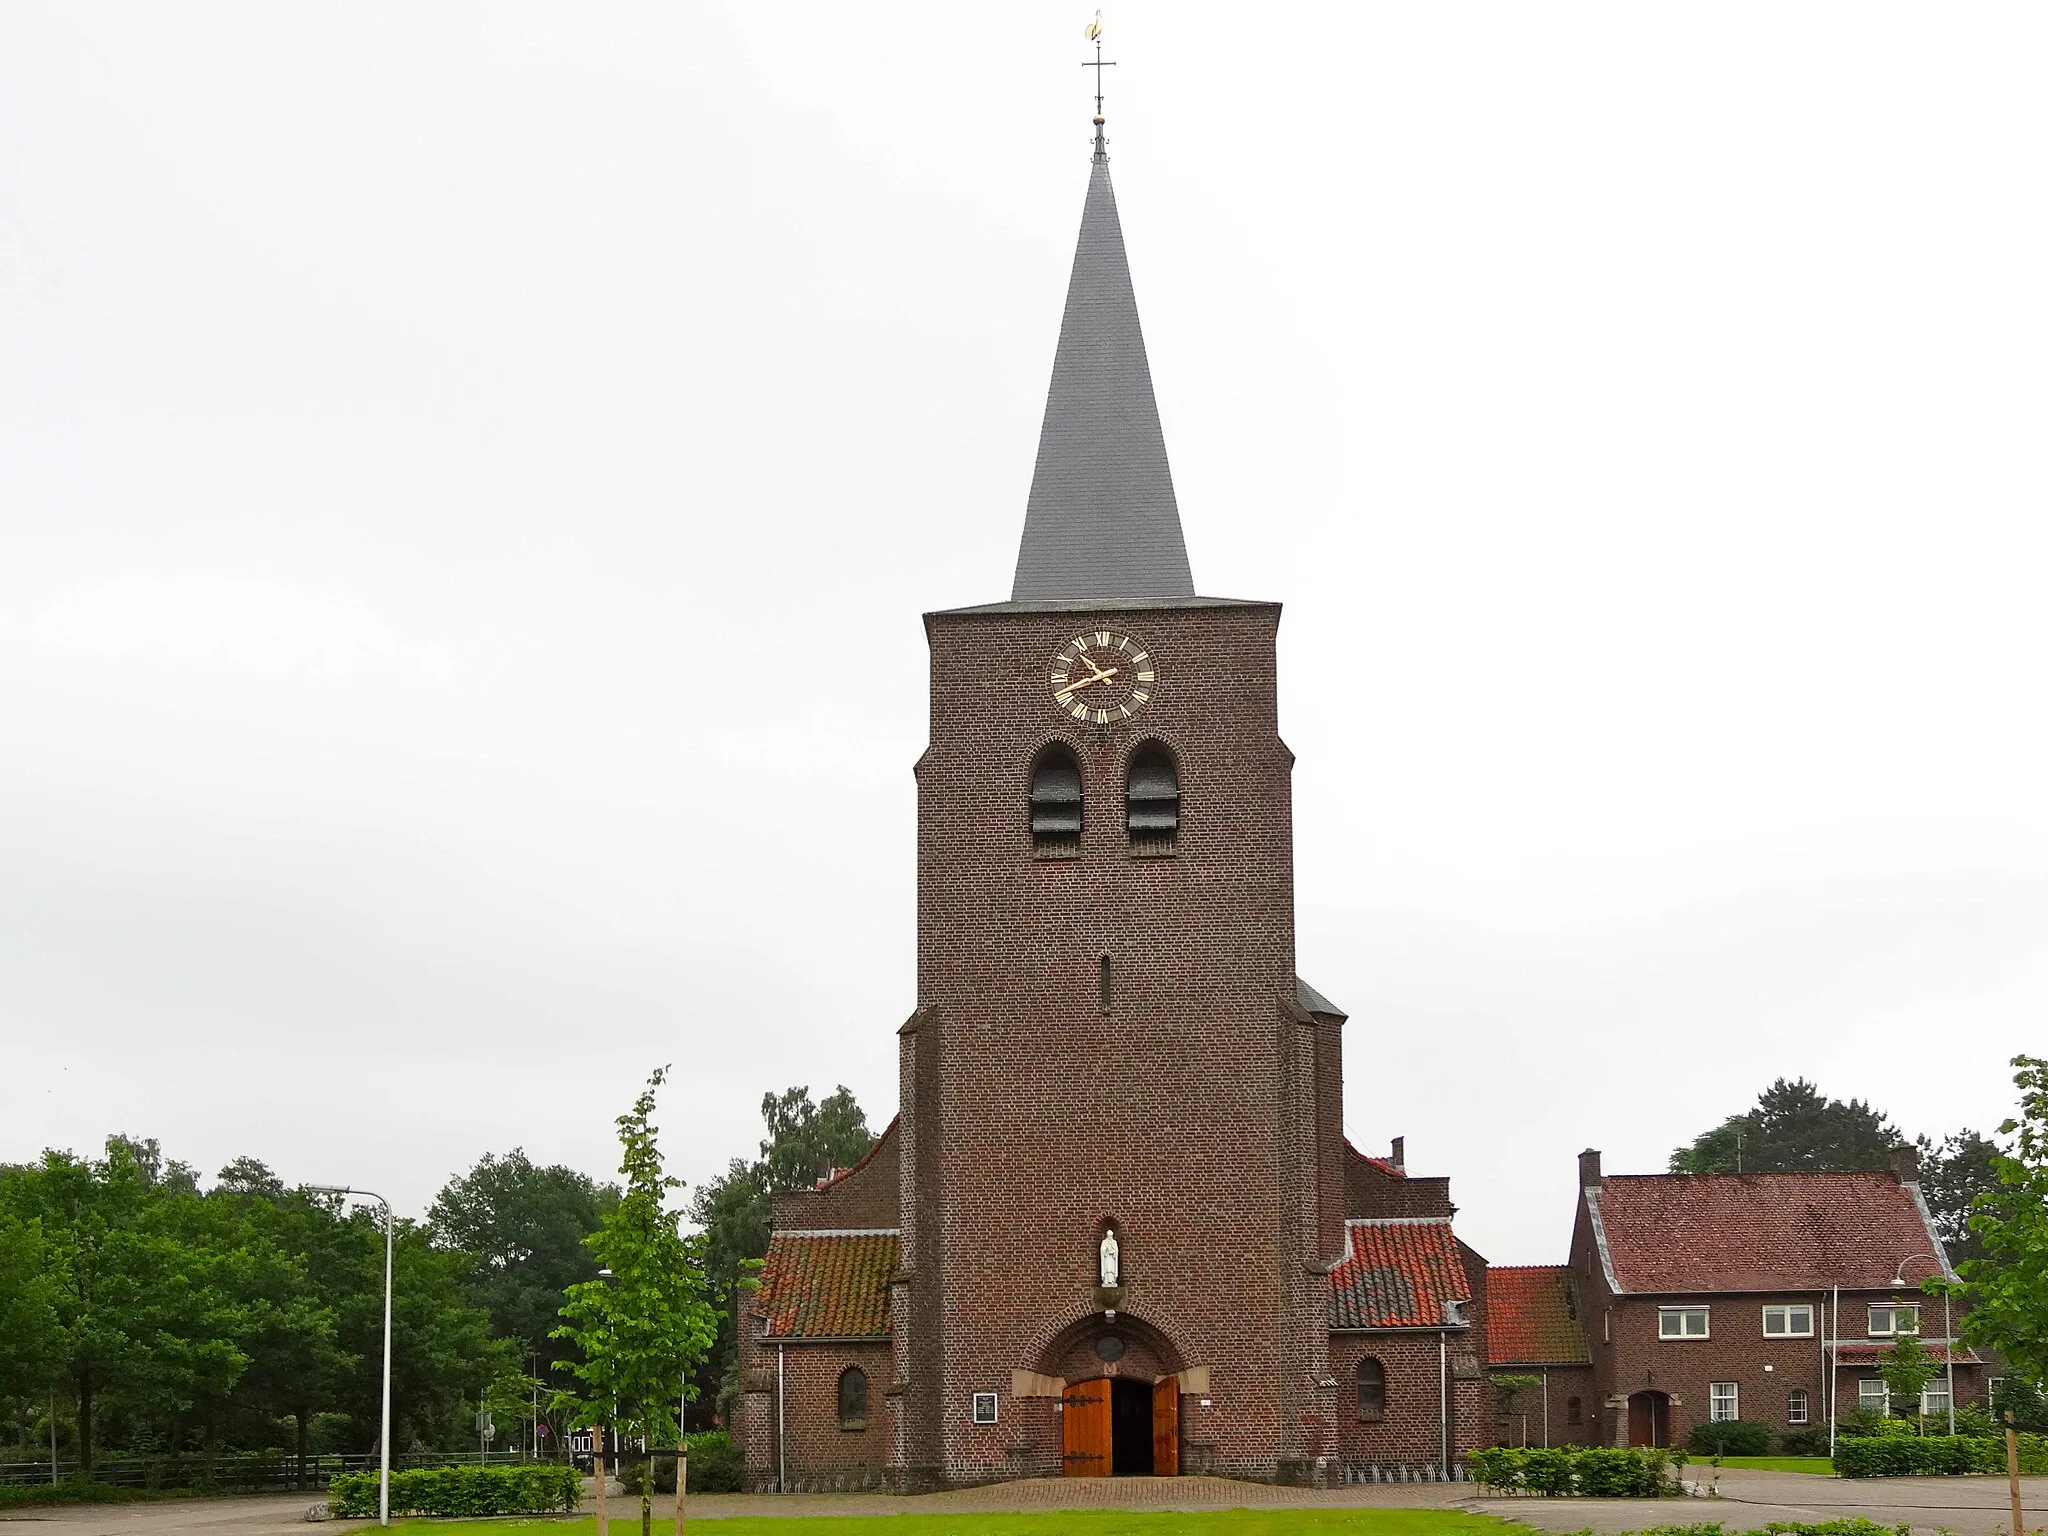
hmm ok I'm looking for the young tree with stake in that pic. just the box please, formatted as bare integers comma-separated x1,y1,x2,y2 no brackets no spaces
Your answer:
554,1068,718,1536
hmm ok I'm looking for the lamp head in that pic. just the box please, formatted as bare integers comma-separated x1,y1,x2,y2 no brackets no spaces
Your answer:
307,1185,350,1197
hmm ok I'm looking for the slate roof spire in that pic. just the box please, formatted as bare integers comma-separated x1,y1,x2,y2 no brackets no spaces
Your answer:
1009,123,1196,604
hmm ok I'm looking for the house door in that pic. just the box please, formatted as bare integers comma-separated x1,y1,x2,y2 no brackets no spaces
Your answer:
1152,1377,1179,1476
1626,1391,1670,1447
1062,1380,1109,1477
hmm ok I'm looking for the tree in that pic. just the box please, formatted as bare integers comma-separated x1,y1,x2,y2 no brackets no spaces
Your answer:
1942,1056,2048,1393
757,1086,873,1195
554,1068,718,1536
1918,1130,2005,1265
1670,1078,1904,1174
1877,1333,1940,1429
687,1085,875,1420
0,1214,62,1401
429,1151,617,1373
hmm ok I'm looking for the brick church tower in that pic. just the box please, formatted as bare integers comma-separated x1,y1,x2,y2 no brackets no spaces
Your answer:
737,116,1493,1494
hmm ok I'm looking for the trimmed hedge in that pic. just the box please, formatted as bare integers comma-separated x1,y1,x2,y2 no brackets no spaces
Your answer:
622,1431,744,1496
1687,1420,1774,1457
0,1483,149,1510
1467,1444,1686,1496
327,1463,581,1517
1832,1433,2048,1478
1614,1523,1907,1536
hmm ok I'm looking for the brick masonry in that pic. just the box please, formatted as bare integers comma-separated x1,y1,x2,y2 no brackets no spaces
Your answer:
734,597,1494,1490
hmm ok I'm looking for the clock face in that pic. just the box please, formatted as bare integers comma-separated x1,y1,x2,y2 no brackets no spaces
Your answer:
1050,631,1156,725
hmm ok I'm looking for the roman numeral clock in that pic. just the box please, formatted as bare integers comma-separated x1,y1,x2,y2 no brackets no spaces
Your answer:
1050,631,1156,725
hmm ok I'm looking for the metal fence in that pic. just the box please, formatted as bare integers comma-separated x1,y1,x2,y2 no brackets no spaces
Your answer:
0,1449,554,1492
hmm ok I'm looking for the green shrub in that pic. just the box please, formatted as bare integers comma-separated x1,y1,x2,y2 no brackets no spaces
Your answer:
1780,1427,1832,1457
1688,1420,1773,1457
1467,1443,1685,1496
0,1482,147,1510
1832,1433,2048,1478
327,1463,581,1517
1752,1522,1911,1536
686,1430,743,1494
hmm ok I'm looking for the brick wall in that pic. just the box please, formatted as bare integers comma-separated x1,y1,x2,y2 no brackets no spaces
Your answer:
904,599,1326,1486
1329,1332,1489,1471
740,1341,893,1493
770,1122,900,1231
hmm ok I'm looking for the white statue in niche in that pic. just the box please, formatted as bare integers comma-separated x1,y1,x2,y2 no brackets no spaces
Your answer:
1099,1226,1120,1288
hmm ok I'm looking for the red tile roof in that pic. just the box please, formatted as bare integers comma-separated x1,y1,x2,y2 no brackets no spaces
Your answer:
1589,1172,1948,1294
1343,1138,1408,1178
753,1231,897,1339
1833,1342,1981,1365
1487,1266,1590,1365
1330,1218,1471,1329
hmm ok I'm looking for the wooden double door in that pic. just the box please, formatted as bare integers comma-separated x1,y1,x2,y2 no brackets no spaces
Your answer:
1062,1376,1178,1476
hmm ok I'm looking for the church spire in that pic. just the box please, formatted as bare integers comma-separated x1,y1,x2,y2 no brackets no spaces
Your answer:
1009,46,1195,605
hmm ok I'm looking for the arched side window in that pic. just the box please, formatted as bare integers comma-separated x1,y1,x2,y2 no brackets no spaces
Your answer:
1126,742,1179,856
1030,746,1083,857
838,1366,869,1432
1566,1396,1584,1426
1356,1358,1385,1422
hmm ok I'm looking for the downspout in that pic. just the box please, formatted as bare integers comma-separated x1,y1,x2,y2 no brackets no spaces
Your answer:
1542,1368,1550,1449
776,1344,786,1494
1827,1284,1838,1458
1439,1333,1449,1476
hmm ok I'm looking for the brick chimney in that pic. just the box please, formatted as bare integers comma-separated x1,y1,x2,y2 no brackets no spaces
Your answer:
1390,1136,1405,1171
1579,1148,1603,1189
1892,1144,1921,1184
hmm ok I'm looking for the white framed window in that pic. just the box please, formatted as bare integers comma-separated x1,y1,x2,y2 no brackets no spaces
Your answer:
1659,1306,1710,1339
1787,1388,1809,1424
970,1392,999,1425
1922,1382,1952,1419
1858,1377,1890,1412
1763,1304,1814,1338
1710,1382,1739,1421
1868,1303,1920,1337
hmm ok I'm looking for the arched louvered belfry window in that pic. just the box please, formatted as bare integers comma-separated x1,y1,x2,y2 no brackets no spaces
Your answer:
1029,745,1083,857
1125,742,1180,856
1356,1358,1386,1422
838,1366,868,1431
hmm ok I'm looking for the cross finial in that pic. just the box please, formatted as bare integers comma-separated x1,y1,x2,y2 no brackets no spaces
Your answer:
1082,12,1116,160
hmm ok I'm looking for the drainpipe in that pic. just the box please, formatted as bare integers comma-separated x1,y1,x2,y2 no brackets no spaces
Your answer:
1827,1284,1839,1458
1542,1369,1550,1449
776,1345,786,1494
1439,1334,1449,1476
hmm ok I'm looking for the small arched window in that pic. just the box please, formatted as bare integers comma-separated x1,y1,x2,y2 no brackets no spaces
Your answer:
1126,742,1179,856
1030,746,1083,857
1567,1396,1584,1426
1356,1358,1385,1422
838,1366,868,1432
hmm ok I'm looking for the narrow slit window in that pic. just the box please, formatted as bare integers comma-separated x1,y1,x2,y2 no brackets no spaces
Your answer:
1030,746,1083,857
1356,1358,1385,1422
1099,953,1112,1014
1125,743,1179,855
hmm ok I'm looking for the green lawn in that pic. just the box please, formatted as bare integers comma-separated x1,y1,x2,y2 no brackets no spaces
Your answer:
375,1513,1538,1536
1709,1456,1835,1475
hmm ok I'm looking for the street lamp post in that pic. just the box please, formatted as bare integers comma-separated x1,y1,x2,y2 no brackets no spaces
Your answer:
1892,1252,1956,1436
311,1187,394,1527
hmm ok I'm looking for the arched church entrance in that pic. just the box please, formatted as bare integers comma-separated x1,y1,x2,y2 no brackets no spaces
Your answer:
1626,1390,1671,1448
1040,1312,1184,1477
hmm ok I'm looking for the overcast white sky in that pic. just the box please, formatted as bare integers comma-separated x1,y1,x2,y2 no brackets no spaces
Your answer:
3,3,2044,1266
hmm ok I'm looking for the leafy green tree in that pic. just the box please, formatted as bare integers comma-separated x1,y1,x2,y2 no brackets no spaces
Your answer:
4,1140,247,1472
0,1214,63,1400
1942,1056,2048,1395
758,1086,873,1194
1917,1129,2005,1265
429,1150,617,1374
1670,1078,1904,1173
687,1085,874,1419
555,1068,718,1536
1877,1333,1940,1428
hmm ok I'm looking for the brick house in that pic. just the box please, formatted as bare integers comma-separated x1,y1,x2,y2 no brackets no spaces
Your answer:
1484,1265,1596,1447
1547,1147,1982,1448
731,120,1490,1491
